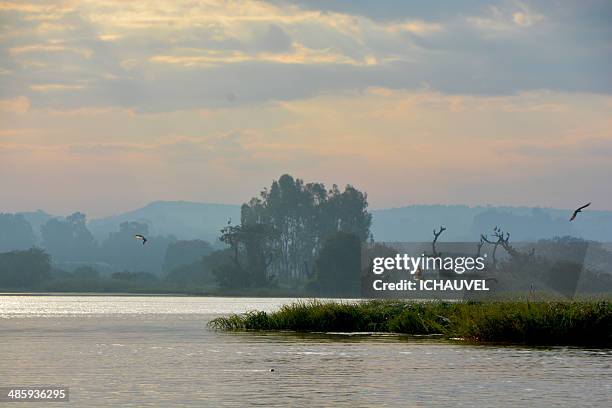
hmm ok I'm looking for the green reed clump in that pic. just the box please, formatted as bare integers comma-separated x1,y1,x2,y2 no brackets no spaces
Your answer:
208,299,612,346
452,300,612,345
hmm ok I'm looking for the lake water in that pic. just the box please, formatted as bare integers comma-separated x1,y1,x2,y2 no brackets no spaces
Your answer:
1,296,610,407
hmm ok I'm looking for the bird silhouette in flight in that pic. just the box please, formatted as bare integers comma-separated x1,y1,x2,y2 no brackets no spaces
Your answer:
570,202,591,221
134,234,148,245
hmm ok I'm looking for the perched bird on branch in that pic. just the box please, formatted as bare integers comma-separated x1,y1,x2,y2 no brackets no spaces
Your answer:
570,202,591,221
134,234,148,245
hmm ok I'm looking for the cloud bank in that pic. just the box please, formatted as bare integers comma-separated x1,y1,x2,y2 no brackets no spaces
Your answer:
0,1,611,215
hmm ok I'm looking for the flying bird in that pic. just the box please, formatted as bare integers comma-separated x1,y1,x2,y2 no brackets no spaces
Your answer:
570,202,591,221
134,234,148,245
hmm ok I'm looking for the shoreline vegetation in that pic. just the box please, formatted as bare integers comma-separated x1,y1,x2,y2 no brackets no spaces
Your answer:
209,299,612,347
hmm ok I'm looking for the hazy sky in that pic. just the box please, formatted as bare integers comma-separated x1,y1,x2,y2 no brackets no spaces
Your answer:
1,0,611,217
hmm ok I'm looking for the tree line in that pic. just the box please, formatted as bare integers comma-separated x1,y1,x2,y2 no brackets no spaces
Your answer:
0,174,371,295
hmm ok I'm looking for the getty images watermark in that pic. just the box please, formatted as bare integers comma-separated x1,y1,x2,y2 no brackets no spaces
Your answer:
361,242,497,299
361,241,592,299
361,242,496,299
370,253,490,292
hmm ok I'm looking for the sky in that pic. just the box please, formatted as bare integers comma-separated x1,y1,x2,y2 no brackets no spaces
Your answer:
0,0,611,217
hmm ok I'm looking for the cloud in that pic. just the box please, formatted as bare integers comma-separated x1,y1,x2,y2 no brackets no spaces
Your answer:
512,10,543,27
0,96,30,113
30,83,86,92
467,4,545,32
35,22,76,33
505,137,612,159
0,0,610,113
386,20,444,35
0,2,58,13
1,87,611,214
0,1,611,215
149,43,373,68
9,44,93,58
63,132,250,163
252,24,293,52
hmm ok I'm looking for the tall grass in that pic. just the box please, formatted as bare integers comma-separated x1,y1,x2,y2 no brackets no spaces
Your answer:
208,300,612,346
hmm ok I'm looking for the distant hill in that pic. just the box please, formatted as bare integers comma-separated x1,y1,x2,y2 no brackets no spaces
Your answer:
87,201,241,244
13,202,610,246
371,205,612,242
85,201,612,244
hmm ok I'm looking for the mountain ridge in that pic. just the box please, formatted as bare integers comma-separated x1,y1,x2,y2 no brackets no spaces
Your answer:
15,201,612,243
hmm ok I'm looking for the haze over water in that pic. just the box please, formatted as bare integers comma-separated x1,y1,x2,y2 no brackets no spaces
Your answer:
1,296,610,407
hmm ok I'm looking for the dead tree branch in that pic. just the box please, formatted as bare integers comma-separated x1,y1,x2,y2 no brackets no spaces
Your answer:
432,226,446,257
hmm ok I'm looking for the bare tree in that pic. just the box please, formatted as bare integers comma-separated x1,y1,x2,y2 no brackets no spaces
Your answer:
482,226,534,268
432,226,446,257
481,226,506,268
474,235,485,258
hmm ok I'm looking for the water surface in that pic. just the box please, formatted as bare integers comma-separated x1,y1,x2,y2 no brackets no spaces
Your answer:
1,296,610,407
